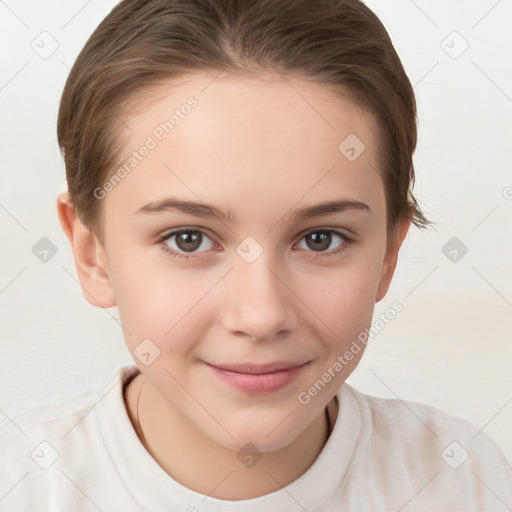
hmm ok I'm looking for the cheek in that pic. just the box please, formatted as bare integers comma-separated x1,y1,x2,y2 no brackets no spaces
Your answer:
297,254,382,335
110,252,219,351
294,265,380,394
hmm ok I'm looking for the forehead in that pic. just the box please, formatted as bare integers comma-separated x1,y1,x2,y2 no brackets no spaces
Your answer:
105,73,385,226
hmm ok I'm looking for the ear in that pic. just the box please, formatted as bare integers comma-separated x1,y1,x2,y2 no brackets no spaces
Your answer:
375,214,413,303
57,192,116,308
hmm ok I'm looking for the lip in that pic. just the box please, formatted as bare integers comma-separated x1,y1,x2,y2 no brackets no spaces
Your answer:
206,361,309,394
209,361,308,374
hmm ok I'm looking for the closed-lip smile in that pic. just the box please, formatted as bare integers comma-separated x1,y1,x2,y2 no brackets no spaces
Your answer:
206,361,309,374
205,361,310,394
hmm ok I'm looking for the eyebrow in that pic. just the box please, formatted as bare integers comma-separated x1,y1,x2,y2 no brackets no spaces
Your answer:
134,197,371,223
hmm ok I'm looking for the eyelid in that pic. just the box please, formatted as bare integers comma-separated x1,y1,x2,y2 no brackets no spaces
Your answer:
297,226,353,241
155,225,215,242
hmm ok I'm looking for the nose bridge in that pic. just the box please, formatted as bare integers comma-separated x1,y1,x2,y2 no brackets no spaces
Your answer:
221,247,298,340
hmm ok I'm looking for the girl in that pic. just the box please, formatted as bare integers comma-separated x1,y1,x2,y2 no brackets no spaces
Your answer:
1,1,511,510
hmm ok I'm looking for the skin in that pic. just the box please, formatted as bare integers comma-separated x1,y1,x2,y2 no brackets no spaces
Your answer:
57,72,411,500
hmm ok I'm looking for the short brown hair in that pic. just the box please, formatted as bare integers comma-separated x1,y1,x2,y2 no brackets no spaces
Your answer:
57,0,432,244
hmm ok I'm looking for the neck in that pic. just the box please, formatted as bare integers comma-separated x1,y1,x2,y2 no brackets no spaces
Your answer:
124,373,335,500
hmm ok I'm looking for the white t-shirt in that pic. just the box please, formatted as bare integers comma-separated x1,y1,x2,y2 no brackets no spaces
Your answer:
1,364,511,511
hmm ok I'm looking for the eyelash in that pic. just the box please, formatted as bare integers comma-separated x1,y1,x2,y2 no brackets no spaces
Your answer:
155,227,353,262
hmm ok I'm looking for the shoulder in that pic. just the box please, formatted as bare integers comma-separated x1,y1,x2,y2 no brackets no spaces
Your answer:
340,384,512,510
0,387,98,508
0,364,137,442
0,365,137,510
350,385,508,456
0,383,101,442
0,385,102,477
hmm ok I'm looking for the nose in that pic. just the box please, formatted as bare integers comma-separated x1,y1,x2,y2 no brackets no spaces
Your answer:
220,254,299,342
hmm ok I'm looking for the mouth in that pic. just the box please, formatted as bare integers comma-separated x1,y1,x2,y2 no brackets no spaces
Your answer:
208,361,309,374
205,361,310,394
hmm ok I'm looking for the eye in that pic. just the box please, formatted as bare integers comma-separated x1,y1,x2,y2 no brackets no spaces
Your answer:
156,227,353,262
295,228,352,258
157,228,215,261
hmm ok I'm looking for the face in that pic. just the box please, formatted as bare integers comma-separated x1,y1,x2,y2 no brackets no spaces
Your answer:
96,73,400,453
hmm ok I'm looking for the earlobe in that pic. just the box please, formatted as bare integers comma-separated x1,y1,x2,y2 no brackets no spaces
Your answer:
375,215,413,303
57,192,116,308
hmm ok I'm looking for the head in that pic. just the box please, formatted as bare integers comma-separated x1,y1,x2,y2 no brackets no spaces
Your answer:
57,0,432,452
